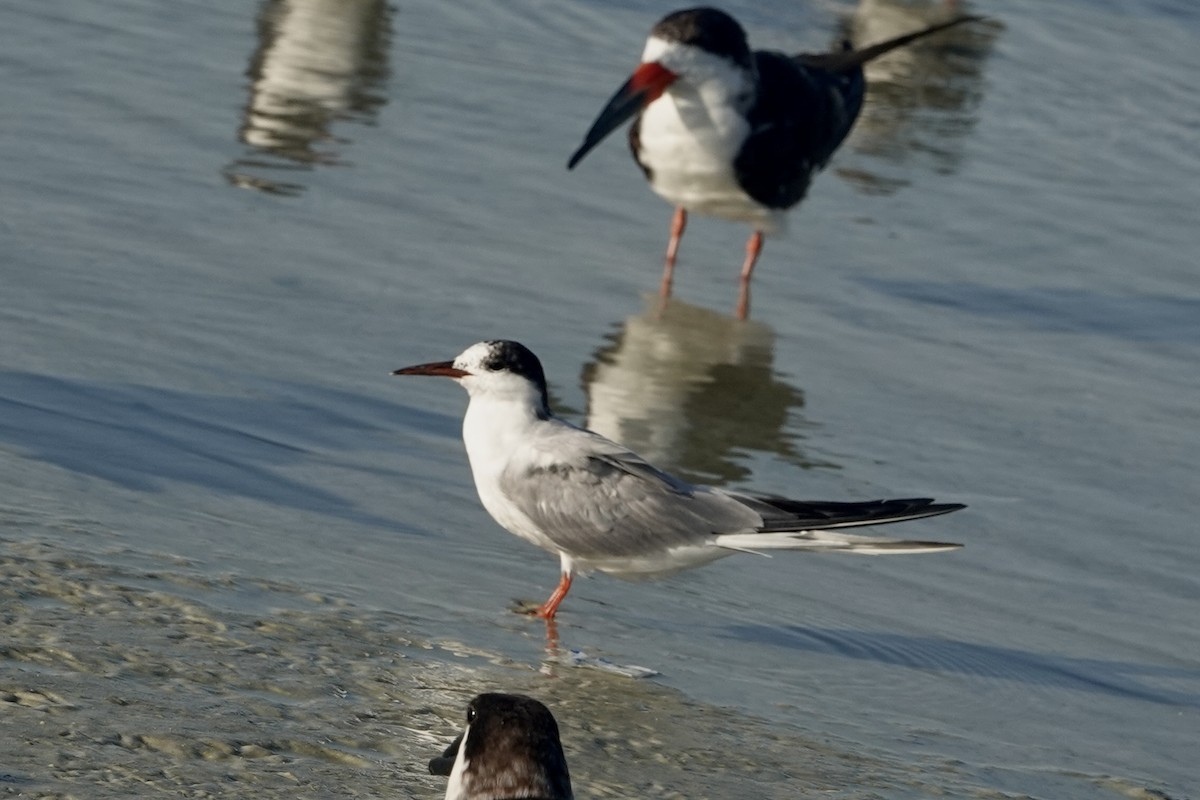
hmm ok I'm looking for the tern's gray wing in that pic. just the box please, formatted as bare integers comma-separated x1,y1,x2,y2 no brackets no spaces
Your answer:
498,433,760,560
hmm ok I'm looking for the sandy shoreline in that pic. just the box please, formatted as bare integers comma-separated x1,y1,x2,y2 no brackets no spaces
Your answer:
1,536,894,799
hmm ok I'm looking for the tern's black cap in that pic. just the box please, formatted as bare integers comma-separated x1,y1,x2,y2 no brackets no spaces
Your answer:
479,340,551,417
480,341,548,391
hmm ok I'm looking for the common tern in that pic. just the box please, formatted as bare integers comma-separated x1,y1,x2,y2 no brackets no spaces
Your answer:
567,7,982,318
394,340,963,619
429,693,573,800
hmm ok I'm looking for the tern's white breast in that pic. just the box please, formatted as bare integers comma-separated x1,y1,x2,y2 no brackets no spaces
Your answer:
461,398,562,554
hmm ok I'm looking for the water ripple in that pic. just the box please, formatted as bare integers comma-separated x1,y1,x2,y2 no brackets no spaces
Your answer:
0,372,449,529
862,279,1200,343
725,624,1200,707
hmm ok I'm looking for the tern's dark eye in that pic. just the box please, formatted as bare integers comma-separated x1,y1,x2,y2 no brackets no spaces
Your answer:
466,705,477,724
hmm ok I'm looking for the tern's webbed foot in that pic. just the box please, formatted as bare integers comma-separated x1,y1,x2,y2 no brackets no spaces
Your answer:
510,599,547,616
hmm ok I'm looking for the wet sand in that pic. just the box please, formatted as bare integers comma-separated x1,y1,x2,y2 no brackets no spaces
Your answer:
2,535,924,799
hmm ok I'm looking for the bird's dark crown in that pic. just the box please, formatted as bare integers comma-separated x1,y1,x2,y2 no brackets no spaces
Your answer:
477,341,552,417
652,7,751,67
480,341,548,388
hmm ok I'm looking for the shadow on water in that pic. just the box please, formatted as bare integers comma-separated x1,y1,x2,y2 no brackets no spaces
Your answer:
579,296,834,487
835,0,1001,196
223,0,394,196
863,279,1200,343
726,624,1200,707
0,372,451,529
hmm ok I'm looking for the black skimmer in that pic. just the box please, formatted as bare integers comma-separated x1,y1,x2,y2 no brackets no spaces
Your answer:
429,693,573,800
567,6,982,318
394,340,963,620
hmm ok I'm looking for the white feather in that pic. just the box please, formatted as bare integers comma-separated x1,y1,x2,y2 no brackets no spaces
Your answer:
444,724,470,800
714,531,962,555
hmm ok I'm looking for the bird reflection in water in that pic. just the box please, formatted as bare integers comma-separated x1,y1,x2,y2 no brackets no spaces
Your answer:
836,0,1001,195
224,0,392,196
581,297,833,488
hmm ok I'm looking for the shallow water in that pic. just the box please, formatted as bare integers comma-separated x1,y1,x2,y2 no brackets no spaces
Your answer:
2,0,1198,798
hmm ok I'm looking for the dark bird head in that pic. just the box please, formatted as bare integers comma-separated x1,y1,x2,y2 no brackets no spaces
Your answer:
568,7,753,169
429,693,573,800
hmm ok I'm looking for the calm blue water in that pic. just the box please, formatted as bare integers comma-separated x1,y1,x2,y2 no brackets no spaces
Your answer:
1,0,1197,797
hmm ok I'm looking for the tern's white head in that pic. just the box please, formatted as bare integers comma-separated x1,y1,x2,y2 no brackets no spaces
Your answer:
393,340,551,417
429,693,574,800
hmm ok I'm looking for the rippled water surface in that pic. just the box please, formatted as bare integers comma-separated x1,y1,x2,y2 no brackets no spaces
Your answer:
2,0,1198,798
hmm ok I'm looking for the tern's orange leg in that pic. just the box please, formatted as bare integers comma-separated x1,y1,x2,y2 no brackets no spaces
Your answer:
534,572,573,620
660,206,688,298
735,230,764,320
